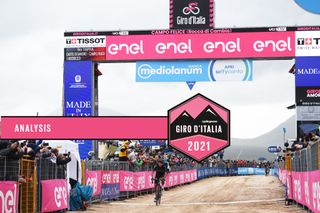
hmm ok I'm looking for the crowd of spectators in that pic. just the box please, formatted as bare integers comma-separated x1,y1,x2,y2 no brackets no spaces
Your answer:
0,139,71,165
288,132,320,152
102,140,271,171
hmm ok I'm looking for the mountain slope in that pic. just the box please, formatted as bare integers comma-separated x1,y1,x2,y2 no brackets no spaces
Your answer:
224,115,296,161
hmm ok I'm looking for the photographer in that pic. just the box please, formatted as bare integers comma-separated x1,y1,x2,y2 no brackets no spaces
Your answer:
38,142,53,159
0,140,24,160
51,148,72,165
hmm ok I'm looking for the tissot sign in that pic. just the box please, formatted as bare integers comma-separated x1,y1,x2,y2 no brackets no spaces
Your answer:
64,29,300,61
168,94,230,162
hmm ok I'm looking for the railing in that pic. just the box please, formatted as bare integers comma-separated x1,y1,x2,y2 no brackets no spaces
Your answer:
0,156,68,213
288,142,319,172
277,141,320,212
83,159,241,204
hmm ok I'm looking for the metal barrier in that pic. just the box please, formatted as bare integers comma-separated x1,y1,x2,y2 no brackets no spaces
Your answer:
36,158,67,212
20,158,37,213
84,159,237,205
0,156,20,181
290,142,319,172
0,155,68,213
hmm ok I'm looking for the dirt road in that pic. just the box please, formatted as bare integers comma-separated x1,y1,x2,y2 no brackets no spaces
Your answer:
78,176,305,213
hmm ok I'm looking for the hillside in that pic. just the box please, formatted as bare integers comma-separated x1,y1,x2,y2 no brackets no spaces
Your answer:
224,115,296,161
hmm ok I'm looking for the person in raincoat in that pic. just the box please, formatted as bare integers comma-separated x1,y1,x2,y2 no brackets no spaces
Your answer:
69,178,93,211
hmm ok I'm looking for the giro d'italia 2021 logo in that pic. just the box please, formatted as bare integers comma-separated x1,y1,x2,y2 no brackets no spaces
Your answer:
168,94,230,162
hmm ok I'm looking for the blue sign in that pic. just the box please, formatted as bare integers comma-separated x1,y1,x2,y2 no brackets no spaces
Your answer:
64,61,93,116
294,0,320,14
139,140,165,146
136,61,209,82
186,81,196,90
296,57,320,86
237,167,274,175
136,60,252,82
64,61,93,159
268,146,281,153
101,184,120,200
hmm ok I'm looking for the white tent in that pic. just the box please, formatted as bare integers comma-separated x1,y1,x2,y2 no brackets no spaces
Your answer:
44,140,82,183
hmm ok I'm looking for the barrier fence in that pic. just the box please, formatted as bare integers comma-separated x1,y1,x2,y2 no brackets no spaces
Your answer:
83,160,271,204
0,155,274,212
0,156,68,213
277,141,320,213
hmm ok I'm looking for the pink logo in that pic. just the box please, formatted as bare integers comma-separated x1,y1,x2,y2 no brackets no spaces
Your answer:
183,2,200,15
168,94,230,162
86,171,102,196
41,179,68,212
0,181,18,213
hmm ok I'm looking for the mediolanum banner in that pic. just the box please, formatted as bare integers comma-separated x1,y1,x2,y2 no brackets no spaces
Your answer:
136,60,252,82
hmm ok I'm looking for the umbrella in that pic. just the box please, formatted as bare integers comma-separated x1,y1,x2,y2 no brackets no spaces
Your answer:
258,157,267,161
298,123,320,134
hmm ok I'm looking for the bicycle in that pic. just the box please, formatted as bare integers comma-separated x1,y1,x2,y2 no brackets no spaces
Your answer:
152,177,165,206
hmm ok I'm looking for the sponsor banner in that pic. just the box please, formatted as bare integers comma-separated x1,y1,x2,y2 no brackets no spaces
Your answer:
119,171,153,191
297,106,320,121
136,60,209,82
65,47,106,61
41,179,68,213
138,140,165,146
170,0,214,29
65,36,106,48
0,117,168,139
296,57,320,86
64,27,320,37
136,60,252,82
86,170,102,196
0,181,19,213
290,171,320,213
296,31,320,57
197,167,225,179
296,87,320,106
105,31,295,61
64,61,93,159
278,168,287,185
209,60,252,81
100,184,120,200
119,171,134,191
102,170,120,184
268,146,281,153
237,167,273,175
119,170,197,192
168,94,230,162
64,61,93,116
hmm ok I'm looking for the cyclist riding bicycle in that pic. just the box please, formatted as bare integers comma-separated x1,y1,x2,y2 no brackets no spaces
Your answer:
152,159,168,202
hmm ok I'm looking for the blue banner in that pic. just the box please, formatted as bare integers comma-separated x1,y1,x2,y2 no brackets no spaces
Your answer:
100,184,120,200
268,146,281,153
136,60,252,82
296,56,320,86
138,140,165,146
64,61,93,159
237,167,274,175
64,61,93,116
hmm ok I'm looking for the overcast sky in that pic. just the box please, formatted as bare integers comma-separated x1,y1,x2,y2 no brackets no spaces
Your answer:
0,0,320,138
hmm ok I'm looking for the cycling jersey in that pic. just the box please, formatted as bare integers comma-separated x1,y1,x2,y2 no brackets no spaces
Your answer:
153,165,166,178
